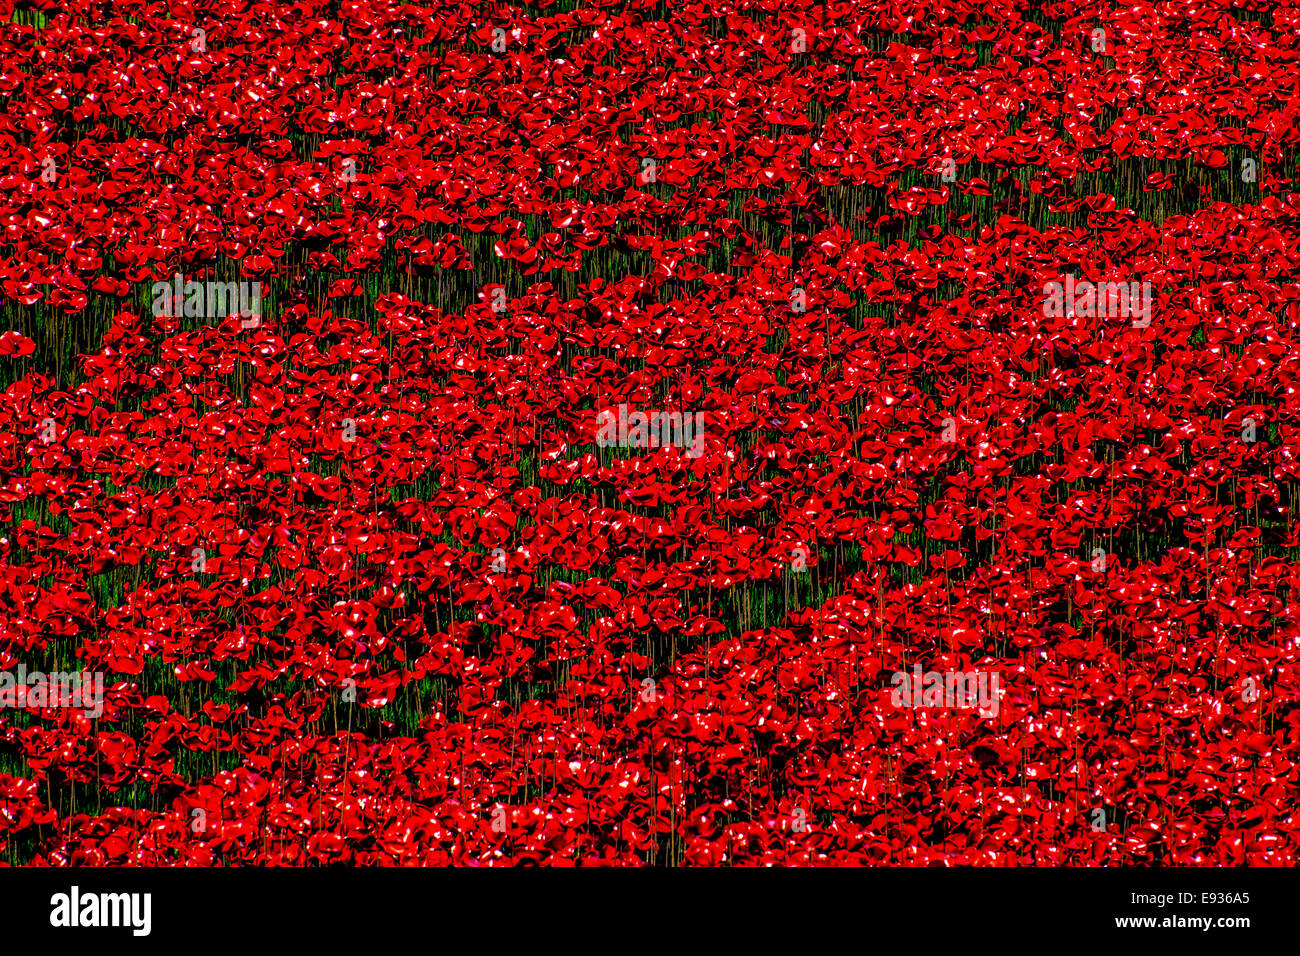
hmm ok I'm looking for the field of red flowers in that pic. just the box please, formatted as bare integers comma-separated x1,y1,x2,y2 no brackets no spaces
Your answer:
2,0,1300,866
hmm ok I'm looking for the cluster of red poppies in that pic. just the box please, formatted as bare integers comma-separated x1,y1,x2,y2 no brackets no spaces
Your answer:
2,0,1300,865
